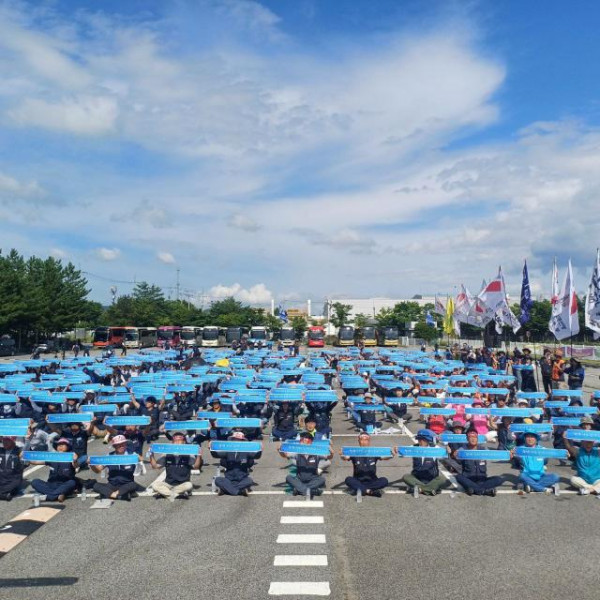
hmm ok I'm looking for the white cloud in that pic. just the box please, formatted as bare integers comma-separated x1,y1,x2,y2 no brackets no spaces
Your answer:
157,251,176,264
94,247,121,261
228,213,261,232
10,96,118,135
0,171,45,198
50,247,67,259
208,283,273,305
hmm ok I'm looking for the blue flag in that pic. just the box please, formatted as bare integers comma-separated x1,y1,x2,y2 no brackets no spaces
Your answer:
519,260,533,324
425,310,435,327
278,305,288,323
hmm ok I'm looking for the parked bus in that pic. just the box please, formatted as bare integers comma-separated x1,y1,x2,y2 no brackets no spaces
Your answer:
249,326,269,343
376,326,399,346
279,326,295,347
225,326,245,346
181,326,202,347
356,326,377,346
201,325,222,347
123,327,158,349
336,325,355,347
307,325,325,348
157,326,182,348
92,326,127,347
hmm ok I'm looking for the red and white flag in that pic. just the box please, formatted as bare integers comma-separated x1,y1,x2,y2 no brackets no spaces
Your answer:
550,259,579,340
478,267,520,333
434,295,446,316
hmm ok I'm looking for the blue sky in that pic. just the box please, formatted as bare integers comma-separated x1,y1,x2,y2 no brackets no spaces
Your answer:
0,0,599,308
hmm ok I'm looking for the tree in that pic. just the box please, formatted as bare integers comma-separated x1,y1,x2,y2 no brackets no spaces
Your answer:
353,313,369,329
330,303,352,328
375,302,424,334
290,316,308,340
414,321,439,343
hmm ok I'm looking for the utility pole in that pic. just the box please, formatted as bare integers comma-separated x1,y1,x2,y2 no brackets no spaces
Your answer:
176,268,180,301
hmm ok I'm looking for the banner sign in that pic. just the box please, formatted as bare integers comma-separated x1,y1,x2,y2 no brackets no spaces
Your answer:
509,424,553,433
164,420,210,431
561,406,597,415
456,449,510,461
419,407,456,416
465,408,490,415
23,451,75,463
0,418,30,427
0,426,28,436
489,408,541,417
439,433,486,444
280,442,330,456
105,416,151,426
544,401,570,409
551,417,582,426
565,429,600,442
517,392,547,400
397,446,446,458
81,404,117,413
551,390,583,398
215,418,262,428
352,404,385,412
197,411,233,419
515,447,568,459
210,441,262,453
416,397,445,405
445,397,475,405
47,413,92,423
89,454,140,466
477,388,510,396
446,387,478,395
150,443,200,456
341,446,393,458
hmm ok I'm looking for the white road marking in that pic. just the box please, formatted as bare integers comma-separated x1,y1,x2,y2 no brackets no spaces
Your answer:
268,582,331,596
280,516,324,524
23,465,44,477
276,534,326,544
283,500,324,507
274,555,328,566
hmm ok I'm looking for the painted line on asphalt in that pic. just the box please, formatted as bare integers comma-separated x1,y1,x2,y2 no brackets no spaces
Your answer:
281,516,324,524
0,506,64,558
273,555,328,566
283,500,324,508
277,534,326,544
23,465,44,477
268,581,331,596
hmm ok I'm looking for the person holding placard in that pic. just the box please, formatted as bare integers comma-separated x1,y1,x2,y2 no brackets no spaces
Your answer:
512,431,560,494
149,432,202,501
90,435,140,501
341,432,391,497
563,432,600,495
0,436,24,501
454,428,503,496
211,431,262,496
30,438,78,502
403,430,446,496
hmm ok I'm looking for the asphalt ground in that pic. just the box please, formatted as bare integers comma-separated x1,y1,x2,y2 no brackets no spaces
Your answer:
1,359,600,599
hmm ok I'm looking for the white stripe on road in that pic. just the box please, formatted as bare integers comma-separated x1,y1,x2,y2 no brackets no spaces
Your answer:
23,465,44,477
280,516,324,524
283,500,324,507
277,534,326,544
273,555,328,566
269,582,330,596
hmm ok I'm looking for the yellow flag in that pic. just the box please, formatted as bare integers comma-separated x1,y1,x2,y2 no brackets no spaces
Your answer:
215,358,230,367
443,297,455,336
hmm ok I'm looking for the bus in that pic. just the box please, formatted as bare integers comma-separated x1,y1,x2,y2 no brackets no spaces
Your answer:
307,325,325,348
376,326,399,346
356,326,377,346
92,326,127,347
201,325,222,347
157,326,182,348
225,327,245,346
123,327,158,349
336,325,355,347
249,326,269,343
181,326,202,347
279,326,295,347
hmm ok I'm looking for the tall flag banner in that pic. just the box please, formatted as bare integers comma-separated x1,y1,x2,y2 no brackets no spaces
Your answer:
479,267,520,333
551,257,560,308
434,295,446,316
454,285,474,324
585,249,600,340
519,260,533,325
443,297,459,336
466,280,493,328
549,259,580,340
425,310,436,327
278,305,288,323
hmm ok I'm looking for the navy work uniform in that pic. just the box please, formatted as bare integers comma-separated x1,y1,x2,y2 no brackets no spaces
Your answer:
345,456,388,495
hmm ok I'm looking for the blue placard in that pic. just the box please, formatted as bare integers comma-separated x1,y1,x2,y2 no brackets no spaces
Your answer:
419,407,456,416
465,408,490,415
215,418,262,429
489,408,540,417
551,417,581,426
544,401,570,409
445,397,475,405
446,387,478,395
89,454,140,466
105,416,150,426
352,404,385,412
0,395,18,404
164,420,210,431
0,426,28,436
281,442,331,457
456,449,510,461
341,446,393,458
210,441,262,453
47,413,92,424
477,388,510,396
151,443,200,456
197,411,233,419
515,447,568,459
81,404,117,413
0,418,30,427
551,390,583,398
565,429,600,442
23,451,75,463
516,392,547,400
397,446,446,458
509,423,553,433
561,406,597,415
439,433,486,444
416,396,445,405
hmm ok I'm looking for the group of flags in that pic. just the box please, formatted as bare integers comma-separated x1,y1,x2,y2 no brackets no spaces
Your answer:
433,250,600,342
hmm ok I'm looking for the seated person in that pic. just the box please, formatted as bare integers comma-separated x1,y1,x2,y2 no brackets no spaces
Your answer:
403,429,446,496
30,437,78,502
90,435,140,501
564,431,600,494
511,430,560,494
0,435,24,501
341,432,391,497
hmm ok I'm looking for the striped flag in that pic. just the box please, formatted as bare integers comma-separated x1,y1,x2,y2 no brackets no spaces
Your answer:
585,249,600,339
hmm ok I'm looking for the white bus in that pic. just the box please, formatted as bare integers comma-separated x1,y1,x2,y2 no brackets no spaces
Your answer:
201,325,223,347
123,327,158,349
181,326,202,347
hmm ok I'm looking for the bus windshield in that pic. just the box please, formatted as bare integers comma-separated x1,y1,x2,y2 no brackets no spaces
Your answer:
93,329,109,343
339,327,354,340
362,327,375,338
251,329,266,340
124,331,138,341
308,329,324,340
180,330,195,340
158,330,175,340
384,327,398,338
281,329,295,340
203,329,218,340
